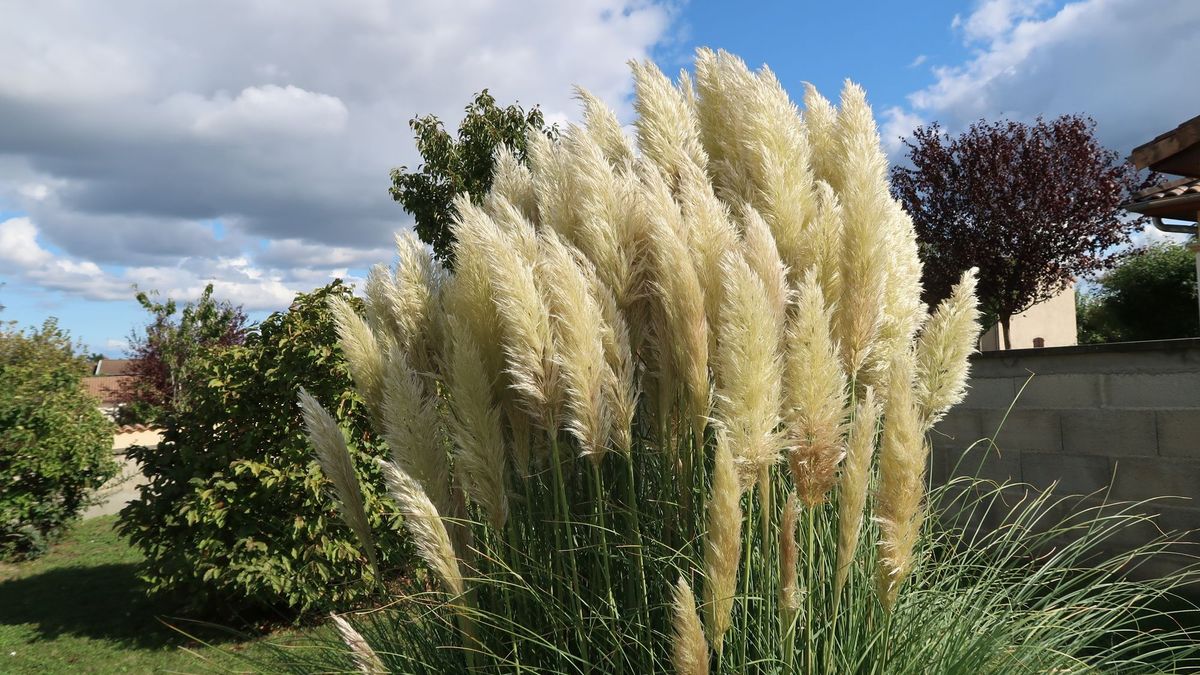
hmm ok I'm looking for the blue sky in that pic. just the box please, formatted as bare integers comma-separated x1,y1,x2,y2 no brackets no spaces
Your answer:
1,0,1198,355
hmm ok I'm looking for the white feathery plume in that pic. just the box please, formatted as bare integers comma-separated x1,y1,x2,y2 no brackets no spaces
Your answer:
784,270,848,507
875,347,925,611
739,204,790,323
580,260,637,456
378,459,464,598
459,199,560,429
802,84,839,188
444,313,509,529
703,429,742,655
487,144,539,225
381,347,452,519
715,251,784,492
835,387,880,596
330,613,387,675
642,168,712,428
831,82,890,379
538,229,612,463
576,86,634,166
328,296,387,425
631,59,708,187
916,268,980,431
299,389,378,577
671,577,710,675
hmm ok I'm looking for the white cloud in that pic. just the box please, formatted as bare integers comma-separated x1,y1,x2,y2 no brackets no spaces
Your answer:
880,106,927,157
187,85,349,138
1130,223,1193,248
0,1,675,310
0,217,53,267
1,216,333,310
104,338,130,352
908,54,927,68
897,0,1200,160
952,0,1050,43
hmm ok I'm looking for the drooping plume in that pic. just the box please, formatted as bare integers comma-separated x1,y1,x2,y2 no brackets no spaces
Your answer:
299,389,378,577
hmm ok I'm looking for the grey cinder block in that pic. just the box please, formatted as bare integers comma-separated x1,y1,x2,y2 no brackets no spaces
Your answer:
1061,410,1158,457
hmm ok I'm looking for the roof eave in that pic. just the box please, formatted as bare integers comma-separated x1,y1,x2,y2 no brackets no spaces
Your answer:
1121,192,1200,222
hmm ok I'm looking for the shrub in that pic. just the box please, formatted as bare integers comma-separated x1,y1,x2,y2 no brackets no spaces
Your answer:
0,319,116,559
287,51,1198,672
1078,241,1199,344
118,281,409,615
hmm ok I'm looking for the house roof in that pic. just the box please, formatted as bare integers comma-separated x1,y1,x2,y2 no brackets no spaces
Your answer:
1129,113,1200,176
1121,176,1200,220
93,358,135,376
83,375,133,405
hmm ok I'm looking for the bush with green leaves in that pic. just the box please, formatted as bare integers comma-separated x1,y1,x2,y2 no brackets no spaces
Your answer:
1,318,116,559
118,281,410,615
1078,241,1199,344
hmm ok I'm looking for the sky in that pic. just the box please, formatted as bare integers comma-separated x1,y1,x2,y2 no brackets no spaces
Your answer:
1,0,1198,355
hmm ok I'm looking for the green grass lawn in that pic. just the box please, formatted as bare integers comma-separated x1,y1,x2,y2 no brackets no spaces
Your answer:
0,516,306,674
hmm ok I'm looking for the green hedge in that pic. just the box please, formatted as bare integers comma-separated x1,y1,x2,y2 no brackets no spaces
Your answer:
118,281,410,615
1,319,116,559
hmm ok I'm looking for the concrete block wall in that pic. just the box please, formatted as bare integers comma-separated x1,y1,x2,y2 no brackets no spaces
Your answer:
930,338,1200,567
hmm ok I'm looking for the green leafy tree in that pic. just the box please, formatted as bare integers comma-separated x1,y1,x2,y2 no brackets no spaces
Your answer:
390,90,555,265
118,281,409,615
1,318,116,559
1077,241,1199,343
119,284,247,424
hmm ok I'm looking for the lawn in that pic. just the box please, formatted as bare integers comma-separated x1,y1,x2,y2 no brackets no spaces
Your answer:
0,515,305,674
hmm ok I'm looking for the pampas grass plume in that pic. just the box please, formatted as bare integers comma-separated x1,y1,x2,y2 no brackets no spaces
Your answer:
671,577,710,675
331,613,387,675
444,314,509,529
916,268,981,431
328,296,386,424
875,348,925,610
703,429,742,654
835,387,879,596
785,271,848,506
378,459,464,598
715,251,784,491
539,229,611,462
299,389,378,577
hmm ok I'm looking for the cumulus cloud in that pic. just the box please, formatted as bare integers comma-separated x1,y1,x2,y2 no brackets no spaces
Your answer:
896,0,1200,159
0,0,674,308
1,216,341,310
951,0,1050,43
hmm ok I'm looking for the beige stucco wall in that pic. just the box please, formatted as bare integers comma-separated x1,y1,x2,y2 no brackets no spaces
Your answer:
112,428,162,451
980,285,1078,351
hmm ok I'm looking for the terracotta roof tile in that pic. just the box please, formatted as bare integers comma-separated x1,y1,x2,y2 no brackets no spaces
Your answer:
93,359,136,376
82,375,133,405
1128,177,1200,204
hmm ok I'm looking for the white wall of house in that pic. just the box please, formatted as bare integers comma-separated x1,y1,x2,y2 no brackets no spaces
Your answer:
979,285,1078,351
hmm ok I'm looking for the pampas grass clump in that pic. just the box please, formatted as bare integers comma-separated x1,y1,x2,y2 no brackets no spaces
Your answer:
285,50,1199,673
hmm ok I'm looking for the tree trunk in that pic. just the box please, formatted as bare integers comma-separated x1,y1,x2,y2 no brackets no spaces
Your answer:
1000,314,1012,350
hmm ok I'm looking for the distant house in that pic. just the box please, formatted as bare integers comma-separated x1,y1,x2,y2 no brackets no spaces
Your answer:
83,358,135,418
978,285,1079,351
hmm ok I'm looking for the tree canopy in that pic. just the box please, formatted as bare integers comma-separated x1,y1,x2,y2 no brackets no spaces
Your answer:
389,90,555,266
119,284,247,423
1078,241,1199,344
891,115,1145,349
